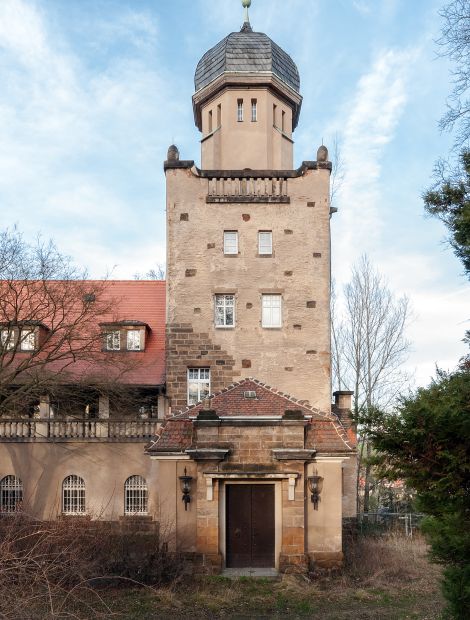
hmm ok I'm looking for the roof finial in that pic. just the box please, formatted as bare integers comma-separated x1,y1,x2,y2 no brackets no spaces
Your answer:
242,0,251,24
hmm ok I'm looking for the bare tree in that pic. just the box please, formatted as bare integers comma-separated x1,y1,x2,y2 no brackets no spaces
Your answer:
134,264,166,280
330,133,346,209
332,255,411,512
0,228,137,416
437,0,470,148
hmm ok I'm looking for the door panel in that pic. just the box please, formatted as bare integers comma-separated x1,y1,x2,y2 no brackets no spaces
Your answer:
226,484,275,568
251,485,275,567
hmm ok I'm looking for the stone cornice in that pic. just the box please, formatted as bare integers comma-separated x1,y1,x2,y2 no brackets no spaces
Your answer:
192,73,303,131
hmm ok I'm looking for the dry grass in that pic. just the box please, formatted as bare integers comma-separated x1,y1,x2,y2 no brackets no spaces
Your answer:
0,521,444,619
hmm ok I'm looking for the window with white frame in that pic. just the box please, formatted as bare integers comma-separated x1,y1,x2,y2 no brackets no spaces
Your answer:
262,294,282,328
0,476,23,513
62,475,86,515
223,231,238,255
237,99,244,122
124,475,148,515
106,331,120,351
127,330,141,351
215,294,235,328
187,368,210,405
1,329,15,350
20,329,35,351
251,99,257,122
258,231,273,255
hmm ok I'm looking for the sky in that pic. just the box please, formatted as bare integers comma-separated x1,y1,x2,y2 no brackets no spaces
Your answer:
0,0,468,389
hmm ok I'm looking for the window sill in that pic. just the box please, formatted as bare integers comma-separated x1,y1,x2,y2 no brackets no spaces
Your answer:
215,326,235,330
223,253,239,257
258,253,273,258
262,326,283,330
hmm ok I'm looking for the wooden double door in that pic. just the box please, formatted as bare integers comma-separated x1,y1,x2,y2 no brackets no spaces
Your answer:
226,484,275,568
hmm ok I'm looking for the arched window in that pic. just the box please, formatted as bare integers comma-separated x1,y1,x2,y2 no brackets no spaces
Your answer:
124,475,148,515
0,475,23,513
62,475,85,515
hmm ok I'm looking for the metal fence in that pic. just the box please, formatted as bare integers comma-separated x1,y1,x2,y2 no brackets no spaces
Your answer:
359,512,425,537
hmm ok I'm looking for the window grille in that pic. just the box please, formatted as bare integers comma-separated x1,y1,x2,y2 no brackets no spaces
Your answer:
125,475,148,515
187,368,210,405
215,294,235,328
127,330,141,351
106,331,120,351
0,476,23,513
258,231,273,255
62,475,86,515
237,99,243,122
251,99,257,122
223,231,238,255
262,294,282,328
20,329,35,351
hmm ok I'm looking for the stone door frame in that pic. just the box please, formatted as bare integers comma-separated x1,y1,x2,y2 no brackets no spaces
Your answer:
216,478,285,571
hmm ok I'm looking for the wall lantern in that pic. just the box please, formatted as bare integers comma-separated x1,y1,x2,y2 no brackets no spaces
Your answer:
307,472,324,510
178,467,193,511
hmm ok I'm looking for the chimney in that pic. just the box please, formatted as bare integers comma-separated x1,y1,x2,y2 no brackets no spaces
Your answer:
333,391,354,410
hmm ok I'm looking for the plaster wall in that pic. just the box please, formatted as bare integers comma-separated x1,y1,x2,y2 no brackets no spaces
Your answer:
0,442,157,520
200,88,293,169
165,165,332,412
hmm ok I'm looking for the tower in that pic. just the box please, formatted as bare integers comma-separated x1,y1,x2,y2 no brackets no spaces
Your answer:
165,8,332,414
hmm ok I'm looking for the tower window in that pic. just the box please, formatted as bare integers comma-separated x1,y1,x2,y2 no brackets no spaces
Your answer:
251,99,257,122
237,99,244,122
258,231,273,255
215,294,235,328
262,294,282,328
217,104,222,127
187,368,210,405
273,104,277,127
223,231,238,255
282,110,286,132
208,109,213,133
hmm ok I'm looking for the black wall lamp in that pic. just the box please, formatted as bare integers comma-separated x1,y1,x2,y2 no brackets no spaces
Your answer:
307,472,324,510
179,467,193,510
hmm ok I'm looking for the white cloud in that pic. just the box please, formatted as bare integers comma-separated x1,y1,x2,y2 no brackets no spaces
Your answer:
0,0,175,277
331,47,417,281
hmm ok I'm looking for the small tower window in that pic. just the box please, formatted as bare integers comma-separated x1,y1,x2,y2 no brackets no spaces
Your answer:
217,104,222,128
258,231,273,255
282,110,286,132
208,110,213,133
273,104,277,127
223,231,238,255
251,99,257,122
237,99,244,122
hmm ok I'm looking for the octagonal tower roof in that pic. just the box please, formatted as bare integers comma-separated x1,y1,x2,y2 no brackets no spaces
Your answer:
194,22,300,94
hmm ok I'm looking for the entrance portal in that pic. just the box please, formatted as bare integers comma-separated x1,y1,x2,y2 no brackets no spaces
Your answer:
226,484,275,568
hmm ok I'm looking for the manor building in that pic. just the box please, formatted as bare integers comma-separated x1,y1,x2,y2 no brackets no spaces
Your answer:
0,9,357,573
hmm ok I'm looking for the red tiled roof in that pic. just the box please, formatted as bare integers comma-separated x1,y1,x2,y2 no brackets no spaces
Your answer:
97,281,165,386
0,280,166,387
148,378,354,454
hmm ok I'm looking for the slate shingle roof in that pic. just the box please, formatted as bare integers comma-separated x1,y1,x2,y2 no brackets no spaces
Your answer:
194,24,300,93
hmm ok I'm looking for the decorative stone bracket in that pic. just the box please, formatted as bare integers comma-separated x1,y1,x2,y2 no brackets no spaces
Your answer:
185,448,230,462
203,472,300,501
